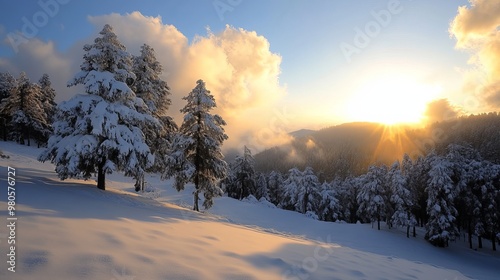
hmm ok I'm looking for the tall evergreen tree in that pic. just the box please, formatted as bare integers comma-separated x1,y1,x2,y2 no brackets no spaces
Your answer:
131,43,177,191
410,156,430,228
132,44,171,116
255,172,270,201
281,167,304,210
267,170,284,206
299,167,322,215
445,144,483,249
357,164,388,230
425,154,459,247
319,181,340,221
479,162,500,251
38,73,57,124
169,79,228,211
282,167,321,214
389,161,416,237
336,176,361,223
39,24,158,190
6,72,47,146
0,72,16,141
226,146,256,200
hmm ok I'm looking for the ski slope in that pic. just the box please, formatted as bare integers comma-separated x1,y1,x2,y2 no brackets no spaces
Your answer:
1,141,499,280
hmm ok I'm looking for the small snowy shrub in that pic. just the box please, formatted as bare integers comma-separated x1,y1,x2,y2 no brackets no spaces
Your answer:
305,211,319,220
142,183,161,200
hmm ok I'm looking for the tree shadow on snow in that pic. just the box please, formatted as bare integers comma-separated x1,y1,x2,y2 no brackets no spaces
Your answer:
0,166,209,224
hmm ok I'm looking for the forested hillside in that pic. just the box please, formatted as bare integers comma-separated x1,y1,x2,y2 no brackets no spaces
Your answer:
255,113,500,181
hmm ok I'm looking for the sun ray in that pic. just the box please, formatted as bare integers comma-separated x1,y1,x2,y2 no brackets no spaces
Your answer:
370,124,420,165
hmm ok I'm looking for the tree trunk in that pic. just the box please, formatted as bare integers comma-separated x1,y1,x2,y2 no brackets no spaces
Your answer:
377,214,381,230
468,222,473,249
97,159,106,190
2,118,6,141
192,100,202,212
492,232,497,251
303,192,308,214
478,236,483,249
135,178,140,192
406,225,410,238
413,226,416,238
26,125,31,146
193,190,199,212
134,175,145,192
238,182,243,200
193,173,200,211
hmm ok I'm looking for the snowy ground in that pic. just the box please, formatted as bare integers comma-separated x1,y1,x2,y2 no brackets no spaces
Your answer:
0,141,499,280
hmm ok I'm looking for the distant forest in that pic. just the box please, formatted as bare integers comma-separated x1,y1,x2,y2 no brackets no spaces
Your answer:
255,113,500,181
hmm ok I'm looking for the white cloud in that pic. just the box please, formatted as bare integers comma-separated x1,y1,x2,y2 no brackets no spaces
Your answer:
450,0,500,109
0,11,290,151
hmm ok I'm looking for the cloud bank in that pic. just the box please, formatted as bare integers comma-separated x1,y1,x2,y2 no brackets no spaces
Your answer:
0,12,289,151
423,99,461,124
450,0,500,109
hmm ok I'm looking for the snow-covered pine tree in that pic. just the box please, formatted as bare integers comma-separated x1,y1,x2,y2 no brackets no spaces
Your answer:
409,156,430,230
255,172,270,201
170,79,228,211
384,162,397,228
281,167,303,210
357,164,388,230
0,72,15,102
298,167,322,215
38,74,57,125
319,181,340,222
389,161,416,238
425,154,459,247
131,43,177,191
267,170,284,206
0,72,16,141
6,72,48,146
336,176,361,223
38,24,158,191
461,156,500,251
479,162,500,251
401,153,413,178
226,146,256,200
282,167,321,214
132,44,171,116
445,144,483,249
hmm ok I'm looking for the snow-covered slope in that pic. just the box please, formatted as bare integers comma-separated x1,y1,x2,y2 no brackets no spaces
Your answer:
1,141,498,280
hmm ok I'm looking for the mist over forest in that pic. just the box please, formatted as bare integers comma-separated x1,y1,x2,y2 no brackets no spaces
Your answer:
255,113,500,181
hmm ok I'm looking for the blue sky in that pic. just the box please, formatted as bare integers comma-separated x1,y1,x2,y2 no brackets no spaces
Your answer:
2,0,496,148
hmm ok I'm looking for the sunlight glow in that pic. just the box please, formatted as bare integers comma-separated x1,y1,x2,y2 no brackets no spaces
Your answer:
345,76,442,125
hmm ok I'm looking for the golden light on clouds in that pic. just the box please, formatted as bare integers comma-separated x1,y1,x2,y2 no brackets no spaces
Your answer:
0,12,287,151
86,12,289,150
450,0,500,109
344,75,442,125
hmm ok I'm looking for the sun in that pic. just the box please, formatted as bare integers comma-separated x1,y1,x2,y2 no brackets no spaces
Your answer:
345,76,441,125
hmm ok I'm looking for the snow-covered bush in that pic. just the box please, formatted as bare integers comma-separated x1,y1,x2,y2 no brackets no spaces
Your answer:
305,211,319,220
141,183,161,200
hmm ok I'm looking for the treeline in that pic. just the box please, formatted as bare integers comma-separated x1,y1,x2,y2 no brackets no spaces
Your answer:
255,114,500,181
225,144,500,249
0,72,57,146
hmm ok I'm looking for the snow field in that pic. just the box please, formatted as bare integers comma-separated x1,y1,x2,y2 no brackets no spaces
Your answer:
1,141,498,279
